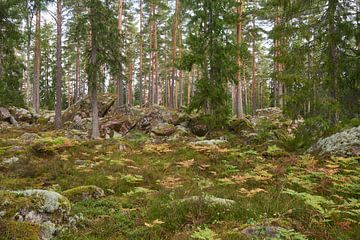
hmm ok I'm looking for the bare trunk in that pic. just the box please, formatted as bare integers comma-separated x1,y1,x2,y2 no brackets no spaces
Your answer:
75,42,80,101
55,0,63,128
251,16,257,115
117,0,124,107
170,0,180,108
187,70,191,106
236,0,244,118
33,6,41,113
139,0,143,106
149,15,154,105
153,5,159,105
178,29,183,107
128,62,133,106
90,6,100,139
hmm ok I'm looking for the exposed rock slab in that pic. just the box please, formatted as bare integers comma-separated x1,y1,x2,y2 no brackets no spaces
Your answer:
309,126,360,156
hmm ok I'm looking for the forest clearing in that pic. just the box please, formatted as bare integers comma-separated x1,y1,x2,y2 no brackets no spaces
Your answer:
0,0,359,239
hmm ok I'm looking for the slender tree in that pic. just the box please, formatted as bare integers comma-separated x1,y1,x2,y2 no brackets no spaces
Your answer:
33,1,41,113
55,0,62,128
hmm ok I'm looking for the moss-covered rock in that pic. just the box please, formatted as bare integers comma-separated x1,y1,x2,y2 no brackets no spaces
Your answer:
31,137,75,155
63,185,105,203
229,118,254,134
0,190,71,240
151,123,176,136
20,133,40,144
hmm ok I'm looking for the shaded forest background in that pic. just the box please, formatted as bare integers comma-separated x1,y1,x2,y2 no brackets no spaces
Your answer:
1,0,359,137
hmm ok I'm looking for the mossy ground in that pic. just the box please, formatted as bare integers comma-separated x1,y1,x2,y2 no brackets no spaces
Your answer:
0,125,359,240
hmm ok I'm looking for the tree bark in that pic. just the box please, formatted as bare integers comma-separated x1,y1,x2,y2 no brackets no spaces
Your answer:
128,62,133,106
75,41,80,102
251,15,257,115
89,3,100,139
55,0,62,129
117,0,124,107
154,5,159,105
139,0,143,106
178,28,183,107
33,5,41,113
170,0,180,108
236,0,244,118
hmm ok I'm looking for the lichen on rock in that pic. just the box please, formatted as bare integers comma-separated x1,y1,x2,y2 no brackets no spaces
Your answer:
309,126,360,156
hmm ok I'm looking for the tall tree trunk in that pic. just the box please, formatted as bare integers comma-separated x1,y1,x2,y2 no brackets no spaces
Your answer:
139,0,143,106
251,15,257,115
328,0,338,122
117,0,124,107
178,29,183,107
164,44,169,107
89,4,100,139
128,62,133,106
67,72,71,107
187,70,191,106
33,5,41,113
170,0,180,108
75,41,80,102
154,5,159,105
55,0,62,128
25,0,33,105
149,14,154,105
236,0,244,118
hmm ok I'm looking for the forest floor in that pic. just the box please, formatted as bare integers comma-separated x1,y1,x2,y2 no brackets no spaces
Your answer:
0,115,359,240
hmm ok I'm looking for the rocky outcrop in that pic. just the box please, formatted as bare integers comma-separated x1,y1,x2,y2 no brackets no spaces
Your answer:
62,94,116,123
309,126,360,156
256,107,283,121
0,190,71,240
9,107,34,124
0,107,18,126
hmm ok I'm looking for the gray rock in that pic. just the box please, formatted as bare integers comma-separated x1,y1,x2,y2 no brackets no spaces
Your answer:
20,132,40,144
12,189,71,214
1,189,72,240
9,107,34,123
151,123,176,136
242,225,283,238
180,195,235,207
2,156,19,165
191,139,229,147
309,126,360,156
0,107,12,121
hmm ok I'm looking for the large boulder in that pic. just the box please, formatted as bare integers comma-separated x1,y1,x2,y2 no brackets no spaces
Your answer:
151,123,176,136
309,126,360,156
0,190,71,240
0,107,18,126
188,117,208,137
100,116,137,138
0,107,11,121
9,107,34,124
62,94,116,123
229,118,254,134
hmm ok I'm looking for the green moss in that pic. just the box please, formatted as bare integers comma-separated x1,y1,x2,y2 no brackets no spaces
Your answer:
63,185,105,203
0,191,35,219
0,220,41,240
